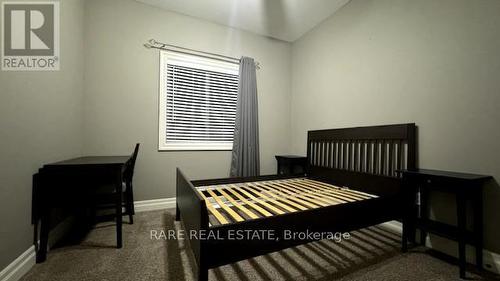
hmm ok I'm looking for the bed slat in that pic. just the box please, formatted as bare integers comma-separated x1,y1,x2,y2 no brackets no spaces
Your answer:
224,186,273,217
291,179,356,199
300,179,377,199
198,191,229,225
244,183,307,212
216,188,260,220
293,180,365,201
255,182,320,209
206,189,244,223
270,182,341,206
233,184,290,214
284,180,357,202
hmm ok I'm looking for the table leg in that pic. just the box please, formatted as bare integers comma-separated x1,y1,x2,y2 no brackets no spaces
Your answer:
402,179,417,251
115,170,123,248
473,188,483,269
402,211,408,252
457,192,467,279
408,183,417,245
36,171,49,263
420,186,428,246
401,181,411,252
36,210,50,263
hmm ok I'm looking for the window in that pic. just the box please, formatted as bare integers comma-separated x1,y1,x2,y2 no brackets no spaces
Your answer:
159,50,239,151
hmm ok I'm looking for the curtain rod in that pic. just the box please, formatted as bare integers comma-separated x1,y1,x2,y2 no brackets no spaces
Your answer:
144,39,260,69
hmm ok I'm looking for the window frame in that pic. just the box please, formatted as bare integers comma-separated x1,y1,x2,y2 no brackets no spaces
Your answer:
158,50,239,151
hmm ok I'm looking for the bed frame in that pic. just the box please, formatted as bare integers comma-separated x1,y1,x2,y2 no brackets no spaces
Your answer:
176,123,416,281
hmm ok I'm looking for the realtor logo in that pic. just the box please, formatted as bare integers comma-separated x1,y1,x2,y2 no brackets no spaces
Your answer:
2,1,59,71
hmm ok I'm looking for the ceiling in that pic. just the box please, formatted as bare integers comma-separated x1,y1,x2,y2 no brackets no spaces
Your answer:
136,0,350,42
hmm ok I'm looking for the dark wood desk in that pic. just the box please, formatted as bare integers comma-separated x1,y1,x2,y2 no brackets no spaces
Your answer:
400,169,491,278
36,156,130,263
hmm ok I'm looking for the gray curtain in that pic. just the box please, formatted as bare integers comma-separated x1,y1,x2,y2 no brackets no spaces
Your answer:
230,57,260,177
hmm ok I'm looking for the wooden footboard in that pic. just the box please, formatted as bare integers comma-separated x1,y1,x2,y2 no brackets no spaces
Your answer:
175,168,209,279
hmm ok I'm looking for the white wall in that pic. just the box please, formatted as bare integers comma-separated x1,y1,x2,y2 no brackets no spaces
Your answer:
83,0,292,200
290,0,500,253
0,0,85,270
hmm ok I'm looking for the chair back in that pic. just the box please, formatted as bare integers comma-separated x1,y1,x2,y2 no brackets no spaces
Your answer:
124,143,140,182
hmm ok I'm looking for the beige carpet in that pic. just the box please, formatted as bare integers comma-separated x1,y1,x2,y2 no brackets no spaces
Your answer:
21,210,497,281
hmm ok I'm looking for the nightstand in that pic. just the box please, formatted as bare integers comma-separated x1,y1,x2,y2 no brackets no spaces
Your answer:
400,169,491,278
275,155,307,176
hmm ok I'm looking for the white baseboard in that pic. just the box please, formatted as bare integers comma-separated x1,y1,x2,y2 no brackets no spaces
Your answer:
378,220,500,274
134,197,176,212
0,246,35,281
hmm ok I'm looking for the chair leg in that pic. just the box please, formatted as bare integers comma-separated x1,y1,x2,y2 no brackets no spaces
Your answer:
128,199,134,224
126,182,135,224
115,173,123,249
130,182,135,215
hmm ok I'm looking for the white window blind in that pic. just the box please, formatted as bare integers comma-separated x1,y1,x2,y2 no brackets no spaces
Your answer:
159,50,240,151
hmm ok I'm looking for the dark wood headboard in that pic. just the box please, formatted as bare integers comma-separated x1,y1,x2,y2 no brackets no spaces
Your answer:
307,123,416,196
